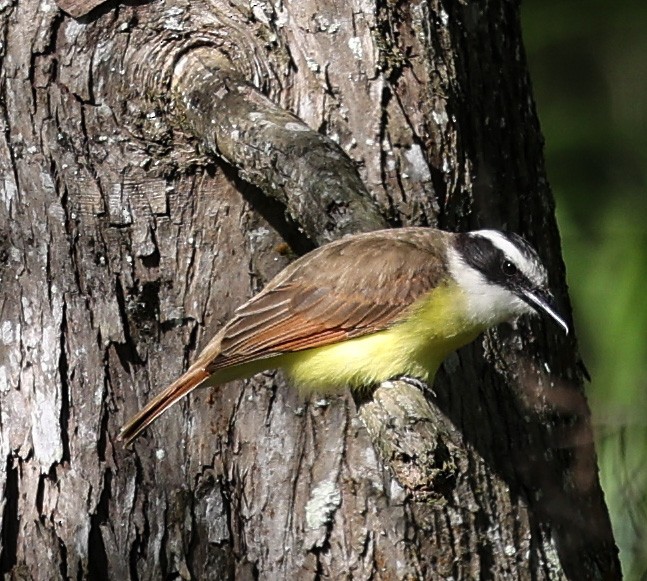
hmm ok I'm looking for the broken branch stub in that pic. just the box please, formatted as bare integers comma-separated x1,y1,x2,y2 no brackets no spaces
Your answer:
171,48,385,245
358,380,462,502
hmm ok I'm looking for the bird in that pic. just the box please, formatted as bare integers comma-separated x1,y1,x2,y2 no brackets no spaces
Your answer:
119,227,568,446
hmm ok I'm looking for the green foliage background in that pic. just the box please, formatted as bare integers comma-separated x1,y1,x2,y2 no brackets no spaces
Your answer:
522,1,647,577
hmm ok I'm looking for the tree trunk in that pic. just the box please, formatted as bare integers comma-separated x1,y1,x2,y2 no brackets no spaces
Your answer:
0,1,620,579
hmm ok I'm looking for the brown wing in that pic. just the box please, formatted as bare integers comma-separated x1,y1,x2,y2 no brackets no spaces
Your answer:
119,228,452,445
204,228,451,372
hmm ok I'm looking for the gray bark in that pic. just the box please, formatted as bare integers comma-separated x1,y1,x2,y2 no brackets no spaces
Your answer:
0,1,620,580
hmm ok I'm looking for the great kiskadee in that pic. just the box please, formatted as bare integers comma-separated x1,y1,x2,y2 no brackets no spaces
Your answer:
120,227,568,445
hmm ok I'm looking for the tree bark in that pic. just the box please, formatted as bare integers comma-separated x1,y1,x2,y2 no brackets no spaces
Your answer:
0,1,620,580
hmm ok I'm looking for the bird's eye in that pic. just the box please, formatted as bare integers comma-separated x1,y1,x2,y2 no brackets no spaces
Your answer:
502,260,518,276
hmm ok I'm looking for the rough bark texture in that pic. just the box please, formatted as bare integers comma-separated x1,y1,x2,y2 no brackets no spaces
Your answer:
0,1,620,580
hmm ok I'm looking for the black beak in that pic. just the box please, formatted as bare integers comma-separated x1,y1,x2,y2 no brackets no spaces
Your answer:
519,288,569,335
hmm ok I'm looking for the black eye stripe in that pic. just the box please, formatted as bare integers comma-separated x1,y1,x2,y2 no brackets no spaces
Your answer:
456,233,535,291
456,235,504,274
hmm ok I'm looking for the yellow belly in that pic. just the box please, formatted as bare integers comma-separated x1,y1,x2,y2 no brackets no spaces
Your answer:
279,284,483,393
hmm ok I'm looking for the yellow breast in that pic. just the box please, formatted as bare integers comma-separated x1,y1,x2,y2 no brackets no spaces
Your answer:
280,283,483,393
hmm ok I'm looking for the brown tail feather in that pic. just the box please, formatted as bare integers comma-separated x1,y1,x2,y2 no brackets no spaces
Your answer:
119,366,210,447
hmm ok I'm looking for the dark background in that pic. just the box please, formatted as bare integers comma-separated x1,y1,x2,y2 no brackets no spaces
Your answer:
523,1,647,577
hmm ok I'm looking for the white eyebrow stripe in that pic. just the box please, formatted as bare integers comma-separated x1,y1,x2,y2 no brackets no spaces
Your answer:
472,230,527,264
470,230,545,287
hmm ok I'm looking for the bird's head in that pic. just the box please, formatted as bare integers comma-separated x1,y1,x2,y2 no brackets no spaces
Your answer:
447,230,569,333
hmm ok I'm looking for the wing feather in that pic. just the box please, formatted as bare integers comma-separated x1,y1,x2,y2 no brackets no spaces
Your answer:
204,228,451,373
